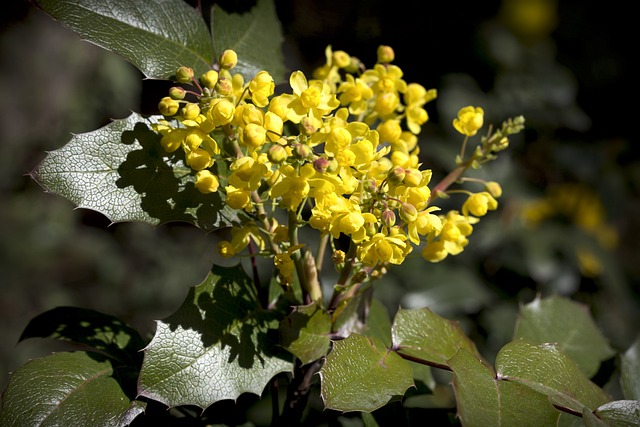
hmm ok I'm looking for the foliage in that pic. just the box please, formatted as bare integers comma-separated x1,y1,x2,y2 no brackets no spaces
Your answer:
1,0,638,426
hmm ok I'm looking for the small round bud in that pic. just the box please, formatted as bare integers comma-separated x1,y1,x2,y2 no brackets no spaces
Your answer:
399,203,418,223
216,78,232,96
268,144,288,163
158,96,180,116
403,168,423,187
294,143,312,159
168,86,186,100
326,158,339,173
194,170,219,194
176,66,195,84
219,49,238,69
313,157,330,173
181,103,201,120
485,181,502,198
387,166,406,184
332,50,351,68
382,209,396,227
200,70,219,89
300,117,317,135
332,250,346,264
377,45,395,63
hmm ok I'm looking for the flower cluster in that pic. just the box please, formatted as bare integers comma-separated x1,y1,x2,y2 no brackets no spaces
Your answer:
152,45,523,298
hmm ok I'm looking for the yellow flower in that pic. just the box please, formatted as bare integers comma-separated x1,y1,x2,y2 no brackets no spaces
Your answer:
249,70,275,108
225,185,252,210
453,106,484,136
286,70,340,127
194,170,219,194
269,163,316,211
186,148,214,171
462,192,498,217
337,74,374,115
357,231,410,267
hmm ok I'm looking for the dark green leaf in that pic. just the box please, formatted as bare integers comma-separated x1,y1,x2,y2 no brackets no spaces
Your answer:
211,0,285,83
19,307,145,366
392,307,482,368
279,302,331,365
137,264,293,409
0,352,144,426
319,333,413,412
514,295,615,377
361,298,393,347
30,113,238,231
34,0,214,78
495,340,611,414
620,337,640,400
450,348,559,427
595,400,640,427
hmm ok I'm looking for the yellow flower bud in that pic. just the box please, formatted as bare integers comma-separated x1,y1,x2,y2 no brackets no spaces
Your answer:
181,103,201,120
187,148,214,171
332,250,346,264
194,170,219,194
462,192,498,217
158,96,180,116
219,49,238,69
399,203,418,223
216,78,232,95
332,50,351,68
209,98,235,126
176,66,194,84
268,144,288,164
485,181,503,198
377,119,402,144
377,45,395,63
241,123,267,148
200,70,219,89
453,106,484,137
402,168,423,187
168,86,186,100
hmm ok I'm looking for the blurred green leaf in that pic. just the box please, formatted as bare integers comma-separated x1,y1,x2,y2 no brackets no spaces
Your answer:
496,340,611,414
514,295,615,377
392,307,482,368
31,112,238,231
319,333,413,412
19,307,145,367
620,337,640,400
361,298,393,347
0,352,144,426
595,400,640,427
137,264,293,409
279,302,331,365
450,348,559,427
211,0,285,83
34,0,214,79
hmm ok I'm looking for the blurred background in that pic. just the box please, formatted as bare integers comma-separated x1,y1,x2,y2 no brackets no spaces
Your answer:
1,0,638,392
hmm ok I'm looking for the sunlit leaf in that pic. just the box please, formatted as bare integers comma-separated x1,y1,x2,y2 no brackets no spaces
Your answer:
319,333,413,412
211,0,285,83
450,348,559,426
595,400,640,427
514,295,615,377
34,0,214,78
496,340,611,414
392,307,482,368
0,352,144,426
31,112,238,231
137,264,293,409
279,302,331,365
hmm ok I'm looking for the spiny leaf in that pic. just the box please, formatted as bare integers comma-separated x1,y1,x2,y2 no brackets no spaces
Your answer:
211,0,285,83
137,264,293,409
0,352,144,426
30,112,238,231
34,0,214,78
595,400,640,427
279,302,331,365
496,340,611,414
450,348,559,426
391,307,482,368
514,295,615,377
620,336,640,400
319,333,413,412
19,306,145,367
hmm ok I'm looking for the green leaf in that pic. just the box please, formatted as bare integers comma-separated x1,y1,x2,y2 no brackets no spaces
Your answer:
319,333,413,412
495,340,611,414
391,307,482,368
361,298,393,348
30,112,238,231
211,0,285,83
34,0,214,79
620,337,640,400
137,264,293,409
279,302,331,365
513,295,615,377
595,400,640,427
19,307,145,367
450,348,559,427
0,352,144,426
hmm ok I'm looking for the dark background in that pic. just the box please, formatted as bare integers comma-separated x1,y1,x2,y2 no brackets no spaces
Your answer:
1,0,638,393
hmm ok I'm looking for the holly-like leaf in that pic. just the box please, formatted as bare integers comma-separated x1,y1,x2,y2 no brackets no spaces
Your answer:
211,0,285,83
19,306,145,367
34,0,214,79
495,340,611,414
137,264,294,409
620,337,640,400
319,333,413,412
595,400,640,427
513,295,615,377
279,302,331,365
30,112,238,231
0,352,144,426
391,307,482,368
450,348,559,426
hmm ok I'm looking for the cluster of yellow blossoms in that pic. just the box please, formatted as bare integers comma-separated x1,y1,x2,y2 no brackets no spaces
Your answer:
153,45,523,293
